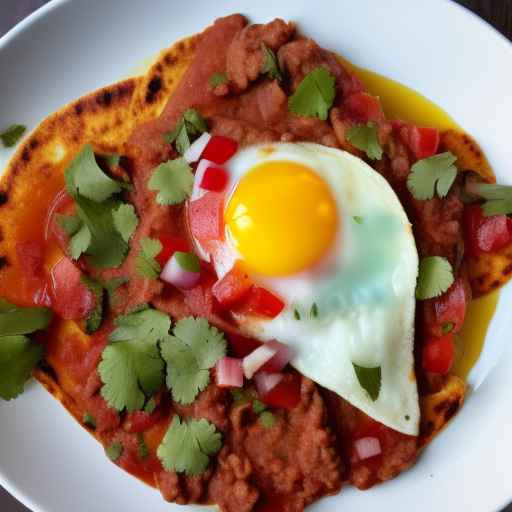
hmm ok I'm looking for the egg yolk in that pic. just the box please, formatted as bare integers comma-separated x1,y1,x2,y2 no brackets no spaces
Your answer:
225,161,338,276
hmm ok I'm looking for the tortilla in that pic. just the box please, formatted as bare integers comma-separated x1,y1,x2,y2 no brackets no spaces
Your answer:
0,16,506,509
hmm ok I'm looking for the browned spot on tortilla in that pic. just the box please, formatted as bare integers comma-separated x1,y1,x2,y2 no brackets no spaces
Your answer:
129,34,198,123
419,375,465,448
469,242,512,297
440,129,494,182
146,76,162,104
0,256,7,270
0,192,8,206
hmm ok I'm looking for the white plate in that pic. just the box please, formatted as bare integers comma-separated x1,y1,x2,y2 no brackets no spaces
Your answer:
1,1,511,511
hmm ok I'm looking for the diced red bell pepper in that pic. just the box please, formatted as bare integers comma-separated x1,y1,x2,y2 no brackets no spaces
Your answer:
201,135,238,165
261,373,301,410
227,332,262,358
125,409,162,433
50,257,95,320
211,262,252,308
422,333,455,375
235,286,285,318
155,235,189,267
464,204,512,256
200,166,229,192
188,192,224,241
432,278,469,335
344,92,384,123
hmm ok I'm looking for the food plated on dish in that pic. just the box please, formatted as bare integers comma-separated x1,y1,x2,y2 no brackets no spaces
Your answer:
1,12,512,512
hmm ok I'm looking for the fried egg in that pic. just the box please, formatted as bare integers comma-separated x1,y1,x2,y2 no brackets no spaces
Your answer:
192,142,419,435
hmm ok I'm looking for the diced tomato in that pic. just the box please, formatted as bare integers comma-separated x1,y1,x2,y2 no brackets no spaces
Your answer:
344,73,365,96
261,373,301,410
188,192,224,241
125,409,162,434
227,332,262,358
211,262,252,308
422,333,455,375
84,395,120,432
200,166,229,192
344,92,384,123
432,278,469,335
50,257,95,320
182,267,218,317
155,235,189,267
464,204,512,256
46,188,75,250
396,123,439,160
201,135,238,165
407,126,440,160
235,286,285,318
15,240,51,306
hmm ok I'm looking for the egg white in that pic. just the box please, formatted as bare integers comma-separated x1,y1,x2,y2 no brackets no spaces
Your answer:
193,142,420,435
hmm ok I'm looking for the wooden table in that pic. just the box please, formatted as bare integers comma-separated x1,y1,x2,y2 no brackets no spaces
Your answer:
0,1,511,511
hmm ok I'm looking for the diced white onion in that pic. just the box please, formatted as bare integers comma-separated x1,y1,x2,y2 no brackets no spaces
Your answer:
216,357,244,388
191,158,218,201
254,371,284,396
160,253,200,290
184,132,211,163
242,344,277,379
354,437,382,460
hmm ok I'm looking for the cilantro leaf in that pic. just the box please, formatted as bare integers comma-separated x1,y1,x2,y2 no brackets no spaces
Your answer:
65,144,122,202
259,411,276,428
310,302,318,318
407,152,458,201
252,399,267,414
157,415,222,476
164,109,207,155
231,388,253,407
0,124,26,147
138,433,149,459
0,335,43,400
209,72,228,88
144,397,156,414
69,223,92,260
109,308,171,344
99,308,170,412
74,196,128,268
160,317,226,405
416,256,454,300
353,363,382,401
261,43,282,81
99,337,165,412
135,238,162,279
83,412,96,429
106,441,123,462
0,299,52,336
442,322,455,335
112,203,138,242
472,183,512,216
174,252,200,273
148,158,194,206
346,122,383,160
288,67,336,121
56,214,81,235
101,153,121,169
80,276,104,334
353,216,364,224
